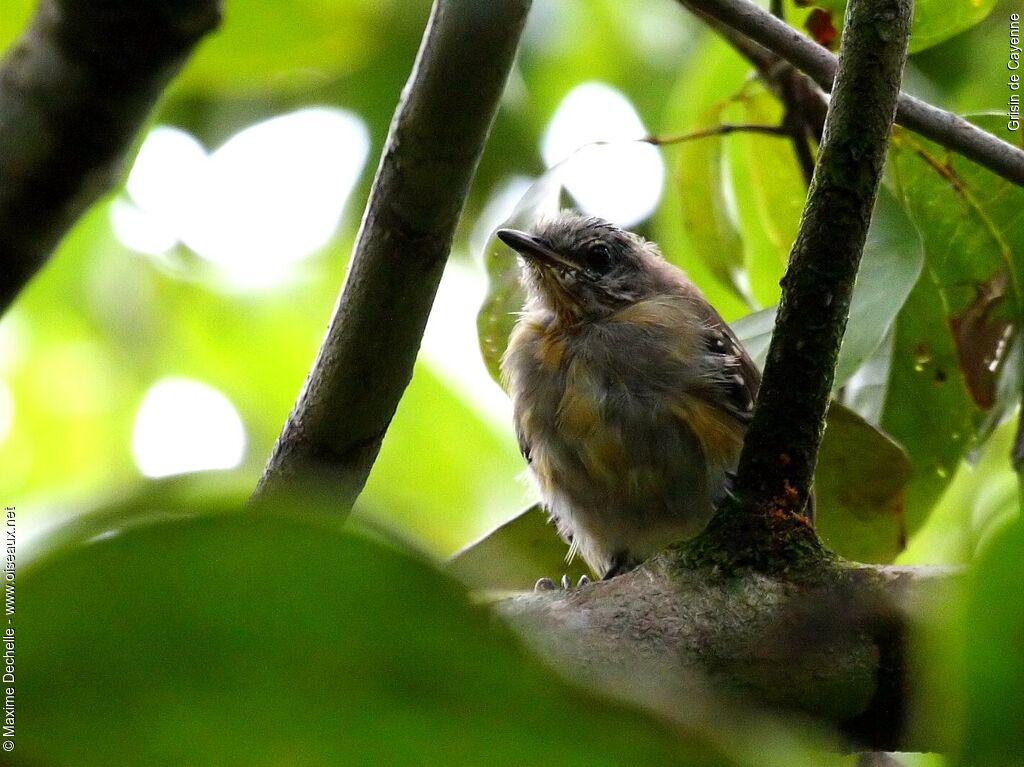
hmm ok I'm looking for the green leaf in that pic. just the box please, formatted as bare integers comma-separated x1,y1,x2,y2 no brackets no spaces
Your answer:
836,190,926,384
16,501,733,766
815,0,997,53
889,118,1022,422
655,34,756,321
730,191,924,389
883,114,1024,531
814,402,912,563
909,0,998,52
476,168,564,385
447,504,591,591
0,0,32,50
900,413,1021,565
676,104,749,302
958,516,1024,765
740,92,807,261
881,266,980,533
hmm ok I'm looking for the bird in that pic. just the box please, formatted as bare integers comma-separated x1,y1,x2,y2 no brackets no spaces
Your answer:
497,210,767,582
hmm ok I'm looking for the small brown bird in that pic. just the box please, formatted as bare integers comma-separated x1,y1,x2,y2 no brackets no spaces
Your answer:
498,211,761,581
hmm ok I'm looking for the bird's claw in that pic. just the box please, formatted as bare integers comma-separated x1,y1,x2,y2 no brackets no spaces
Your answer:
534,577,556,591
534,574,590,592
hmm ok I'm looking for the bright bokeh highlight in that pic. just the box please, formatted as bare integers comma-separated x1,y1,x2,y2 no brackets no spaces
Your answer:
541,82,664,227
131,377,246,478
113,108,370,288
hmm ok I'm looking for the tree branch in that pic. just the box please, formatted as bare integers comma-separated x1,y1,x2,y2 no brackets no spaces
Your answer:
494,1,952,754
0,0,222,314
500,555,956,752
719,0,911,535
253,0,531,509
643,122,789,145
679,0,1024,187
692,9,830,144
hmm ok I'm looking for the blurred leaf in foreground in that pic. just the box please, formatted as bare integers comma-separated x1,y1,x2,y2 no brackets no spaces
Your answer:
958,515,1024,766
18,500,733,767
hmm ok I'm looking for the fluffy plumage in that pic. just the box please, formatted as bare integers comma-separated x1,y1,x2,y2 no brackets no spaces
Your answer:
498,211,759,579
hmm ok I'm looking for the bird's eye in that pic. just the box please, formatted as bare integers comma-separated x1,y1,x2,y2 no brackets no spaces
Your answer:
588,244,612,271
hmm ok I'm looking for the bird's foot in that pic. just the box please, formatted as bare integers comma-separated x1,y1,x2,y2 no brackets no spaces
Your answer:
534,574,591,592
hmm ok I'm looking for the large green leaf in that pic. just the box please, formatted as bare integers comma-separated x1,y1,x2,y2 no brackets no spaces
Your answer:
889,118,1022,423
739,92,807,263
881,266,981,533
676,102,749,303
884,115,1024,531
814,402,912,563
722,90,809,309
16,501,736,766
730,191,924,389
655,34,757,321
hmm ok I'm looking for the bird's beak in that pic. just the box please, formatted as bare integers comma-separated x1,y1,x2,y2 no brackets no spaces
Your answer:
496,229,575,271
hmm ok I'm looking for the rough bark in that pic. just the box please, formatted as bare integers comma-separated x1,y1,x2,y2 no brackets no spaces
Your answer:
727,0,911,526
680,0,1024,186
253,0,532,509
0,0,222,314
500,548,956,752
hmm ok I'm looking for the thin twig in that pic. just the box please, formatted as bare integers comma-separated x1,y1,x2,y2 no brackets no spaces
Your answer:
679,0,1024,186
691,9,824,185
1014,408,1024,474
642,122,788,146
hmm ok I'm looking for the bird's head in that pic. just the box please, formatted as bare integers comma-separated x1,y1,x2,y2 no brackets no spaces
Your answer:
497,211,664,322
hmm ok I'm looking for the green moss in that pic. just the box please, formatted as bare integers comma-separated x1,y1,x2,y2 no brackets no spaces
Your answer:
677,497,837,577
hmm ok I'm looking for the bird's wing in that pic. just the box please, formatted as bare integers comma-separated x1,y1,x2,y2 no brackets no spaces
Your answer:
696,303,761,425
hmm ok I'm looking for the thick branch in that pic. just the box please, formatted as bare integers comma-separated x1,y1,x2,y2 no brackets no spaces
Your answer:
0,0,222,314
680,0,1024,186
500,553,956,752
253,0,531,509
729,0,911,520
